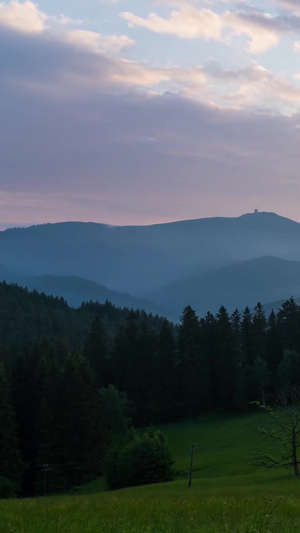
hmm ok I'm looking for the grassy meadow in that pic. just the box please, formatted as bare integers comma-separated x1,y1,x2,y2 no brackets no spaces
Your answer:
2,410,300,533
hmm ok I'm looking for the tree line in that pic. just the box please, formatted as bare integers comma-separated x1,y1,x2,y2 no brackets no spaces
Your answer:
1,282,300,496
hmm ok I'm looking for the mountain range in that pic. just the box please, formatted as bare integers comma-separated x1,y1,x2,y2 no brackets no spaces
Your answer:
1,211,300,319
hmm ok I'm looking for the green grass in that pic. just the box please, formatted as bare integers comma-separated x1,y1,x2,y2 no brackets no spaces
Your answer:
2,410,300,532
163,410,285,479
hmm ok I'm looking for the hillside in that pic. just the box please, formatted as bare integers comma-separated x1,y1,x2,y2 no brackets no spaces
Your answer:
0,281,167,348
2,413,300,531
0,270,166,316
1,212,300,315
2,277,300,501
151,256,300,316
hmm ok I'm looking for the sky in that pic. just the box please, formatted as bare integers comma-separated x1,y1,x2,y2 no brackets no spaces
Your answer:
1,0,300,229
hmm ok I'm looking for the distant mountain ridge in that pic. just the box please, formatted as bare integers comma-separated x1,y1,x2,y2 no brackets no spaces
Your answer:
1,212,300,317
0,270,167,317
149,256,300,316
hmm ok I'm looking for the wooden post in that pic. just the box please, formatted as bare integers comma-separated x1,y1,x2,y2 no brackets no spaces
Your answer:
188,443,196,487
43,464,51,496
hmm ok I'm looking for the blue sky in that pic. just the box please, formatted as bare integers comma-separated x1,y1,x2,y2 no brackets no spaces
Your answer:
1,0,300,228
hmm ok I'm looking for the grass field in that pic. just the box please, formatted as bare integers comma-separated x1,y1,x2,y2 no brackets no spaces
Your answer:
2,410,300,532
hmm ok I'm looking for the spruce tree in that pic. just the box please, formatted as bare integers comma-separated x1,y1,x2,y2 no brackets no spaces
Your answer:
278,298,300,352
252,302,268,362
51,353,107,489
176,306,205,417
214,306,236,411
0,362,22,496
83,316,109,387
150,319,177,422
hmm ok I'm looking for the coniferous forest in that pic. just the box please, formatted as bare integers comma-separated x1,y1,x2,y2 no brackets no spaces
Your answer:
1,281,300,497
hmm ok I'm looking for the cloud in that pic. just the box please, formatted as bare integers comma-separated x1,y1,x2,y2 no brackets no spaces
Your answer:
202,63,300,111
1,1,300,225
2,70,300,226
1,10,300,110
55,14,85,26
65,30,135,55
121,7,223,40
272,0,300,9
223,11,280,54
0,20,208,97
0,0,47,33
121,4,300,54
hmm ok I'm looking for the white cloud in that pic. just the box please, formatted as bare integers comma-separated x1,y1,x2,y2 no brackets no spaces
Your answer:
56,14,84,26
223,12,280,54
65,29,135,55
0,0,47,34
2,75,300,226
121,7,223,40
202,63,300,112
2,6,300,225
1,9,299,111
294,39,300,51
108,61,207,88
121,5,300,54
272,0,300,9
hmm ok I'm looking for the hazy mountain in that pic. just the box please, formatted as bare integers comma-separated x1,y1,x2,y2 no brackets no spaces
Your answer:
0,267,166,316
149,256,300,317
261,297,300,317
2,212,300,295
1,212,300,315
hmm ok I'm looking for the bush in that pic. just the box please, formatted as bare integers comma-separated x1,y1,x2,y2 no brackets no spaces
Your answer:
104,429,174,490
0,476,18,498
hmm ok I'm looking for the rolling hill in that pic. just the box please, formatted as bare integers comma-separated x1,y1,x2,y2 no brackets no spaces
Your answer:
1,211,300,316
0,269,166,316
148,256,300,316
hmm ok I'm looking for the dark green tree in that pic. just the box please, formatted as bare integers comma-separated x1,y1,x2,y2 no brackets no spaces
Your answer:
49,353,107,490
111,312,158,425
249,356,270,404
241,307,254,366
214,306,236,411
252,303,268,362
12,342,46,495
176,306,205,417
0,362,22,497
266,310,283,383
149,319,177,422
277,350,300,388
99,385,131,444
105,429,174,490
278,298,300,352
83,316,109,387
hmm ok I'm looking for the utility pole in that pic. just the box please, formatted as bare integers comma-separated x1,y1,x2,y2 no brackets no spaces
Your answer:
42,464,51,497
188,443,197,487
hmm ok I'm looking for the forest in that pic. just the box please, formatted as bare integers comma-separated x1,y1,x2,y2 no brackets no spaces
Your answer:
0,281,300,497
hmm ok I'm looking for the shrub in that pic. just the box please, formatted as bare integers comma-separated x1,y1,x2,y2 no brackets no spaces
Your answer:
0,476,18,498
104,429,174,490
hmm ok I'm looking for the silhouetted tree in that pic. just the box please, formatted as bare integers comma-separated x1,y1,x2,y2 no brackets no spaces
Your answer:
0,362,22,496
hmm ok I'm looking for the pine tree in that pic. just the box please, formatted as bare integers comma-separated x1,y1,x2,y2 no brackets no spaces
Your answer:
241,307,254,365
83,316,109,387
51,353,107,489
0,362,22,497
278,298,300,352
214,306,236,411
252,303,268,362
150,319,177,422
12,342,45,495
176,306,206,417
266,310,283,383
